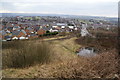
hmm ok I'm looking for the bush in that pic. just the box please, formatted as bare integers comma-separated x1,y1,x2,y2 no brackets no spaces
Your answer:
53,49,119,78
75,33,117,52
46,31,50,33
39,32,58,37
2,41,53,68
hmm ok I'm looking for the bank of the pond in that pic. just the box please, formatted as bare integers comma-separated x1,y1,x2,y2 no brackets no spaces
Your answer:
77,47,99,57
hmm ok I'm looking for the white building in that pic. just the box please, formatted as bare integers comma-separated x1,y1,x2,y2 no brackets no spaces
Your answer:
19,36,26,40
74,28,78,30
61,26,65,29
68,26,74,29
12,36,19,40
49,28,58,32
52,26,58,28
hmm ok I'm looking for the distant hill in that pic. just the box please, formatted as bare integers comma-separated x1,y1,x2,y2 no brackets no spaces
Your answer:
1,13,62,17
1,13,118,24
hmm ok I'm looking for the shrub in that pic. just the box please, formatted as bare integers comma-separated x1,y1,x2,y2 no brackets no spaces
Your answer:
39,32,58,37
46,31,50,33
53,49,119,78
2,41,53,68
75,33,117,52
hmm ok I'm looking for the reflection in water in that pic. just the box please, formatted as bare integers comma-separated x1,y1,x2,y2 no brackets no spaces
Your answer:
77,47,97,57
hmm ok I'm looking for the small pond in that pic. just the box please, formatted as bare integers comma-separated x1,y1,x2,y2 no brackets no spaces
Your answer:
77,47,98,57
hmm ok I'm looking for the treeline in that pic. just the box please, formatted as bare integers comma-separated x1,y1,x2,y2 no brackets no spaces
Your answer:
39,31,58,37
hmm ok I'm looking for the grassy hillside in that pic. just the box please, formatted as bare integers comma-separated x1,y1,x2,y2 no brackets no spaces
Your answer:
2,37,119,78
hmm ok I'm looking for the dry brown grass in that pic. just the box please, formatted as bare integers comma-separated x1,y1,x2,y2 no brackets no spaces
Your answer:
2,41,54,68
52,49,119,78
2,37,119,78
3,49,119,78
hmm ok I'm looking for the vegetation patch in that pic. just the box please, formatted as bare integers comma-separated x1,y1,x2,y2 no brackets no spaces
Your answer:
2,41,53,68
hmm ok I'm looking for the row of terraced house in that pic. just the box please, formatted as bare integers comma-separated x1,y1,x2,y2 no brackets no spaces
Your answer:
1,21,80,41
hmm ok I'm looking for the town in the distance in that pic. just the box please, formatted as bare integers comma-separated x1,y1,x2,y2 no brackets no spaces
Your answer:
0,14,118,41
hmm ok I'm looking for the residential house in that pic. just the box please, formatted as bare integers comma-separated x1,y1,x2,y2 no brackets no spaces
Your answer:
4,35,12,41
68,26,74,29
19,36,28,40
12,36,19,40
61,26,65,29
1,30,8,40
7,27,13,32
29,33,38,39
12,30,27,38
13,26,20,31
37,29,46,35
56,23,67,26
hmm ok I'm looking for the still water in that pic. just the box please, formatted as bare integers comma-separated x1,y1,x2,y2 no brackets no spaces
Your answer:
77,47,98,57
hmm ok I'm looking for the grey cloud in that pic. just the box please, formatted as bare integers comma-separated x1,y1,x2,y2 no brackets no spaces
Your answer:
0,1,118,17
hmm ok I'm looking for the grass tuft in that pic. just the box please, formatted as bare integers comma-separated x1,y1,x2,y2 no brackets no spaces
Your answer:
2,41,53,68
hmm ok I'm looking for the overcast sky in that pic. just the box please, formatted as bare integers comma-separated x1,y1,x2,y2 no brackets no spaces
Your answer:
0,0,119,17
